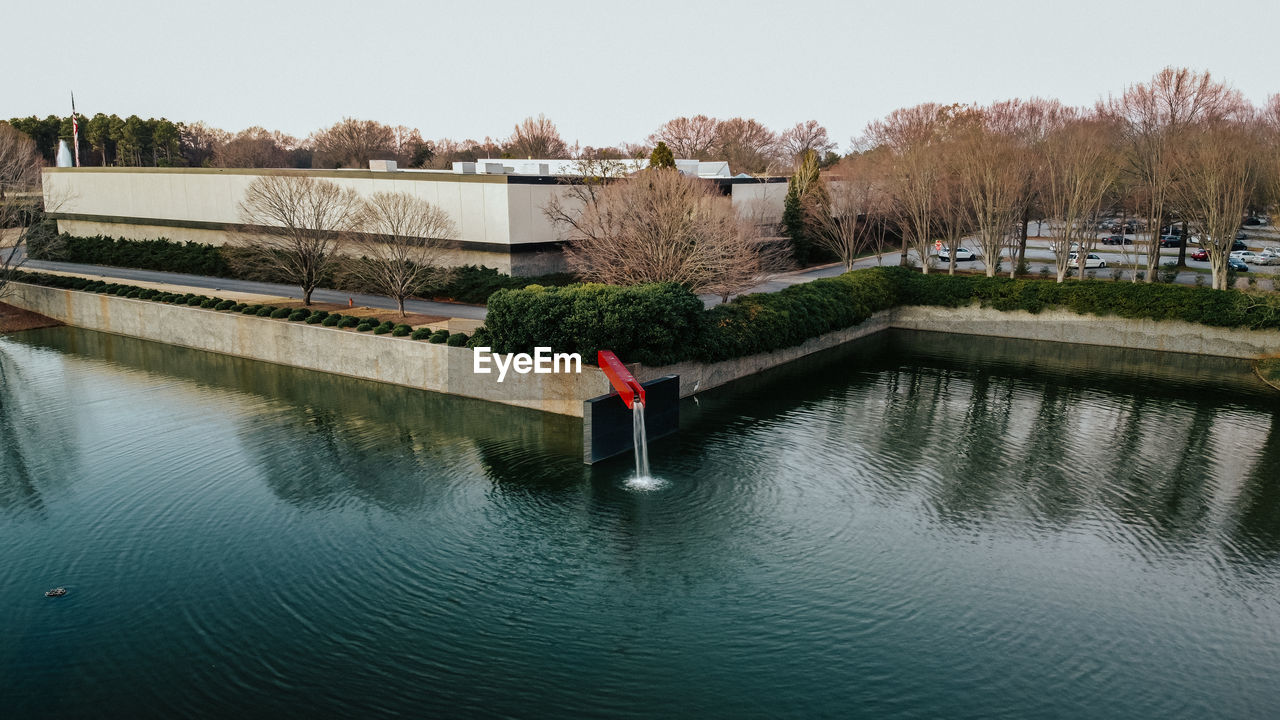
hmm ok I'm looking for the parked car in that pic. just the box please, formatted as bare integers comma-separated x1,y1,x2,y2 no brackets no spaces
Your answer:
1236,230,1249,240
1100,235,1133,245
1237,250,1280,266
1243,216,1263,226
1228,257,1249,272
937,246,977,262
1191,248,1209,261
1159,235,1182,247
1069,252,1107,269
1234,239,1248,251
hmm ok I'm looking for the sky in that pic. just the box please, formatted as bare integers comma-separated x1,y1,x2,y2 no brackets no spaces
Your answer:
7,0,1280,152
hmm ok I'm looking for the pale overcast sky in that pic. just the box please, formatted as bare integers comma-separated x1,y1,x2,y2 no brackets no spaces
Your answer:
7,0,1278,151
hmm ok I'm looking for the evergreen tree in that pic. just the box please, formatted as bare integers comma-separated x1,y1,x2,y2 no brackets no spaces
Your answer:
783,149,829,265
649,141,676,169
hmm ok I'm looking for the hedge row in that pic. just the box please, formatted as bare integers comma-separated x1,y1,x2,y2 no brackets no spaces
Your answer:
29,234,576,304
9,270,470,345
482,266,1280,366
484,282,705,366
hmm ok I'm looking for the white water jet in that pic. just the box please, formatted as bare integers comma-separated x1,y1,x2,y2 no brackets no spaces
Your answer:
625,400,666,490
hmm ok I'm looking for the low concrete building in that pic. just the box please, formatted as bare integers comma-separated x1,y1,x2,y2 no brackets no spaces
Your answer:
43,164,787,275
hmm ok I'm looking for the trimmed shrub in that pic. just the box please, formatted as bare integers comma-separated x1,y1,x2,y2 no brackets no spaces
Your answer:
392,324,411,337
410,327,432,340
424,265,579,304
242,304,261,315
214,300,235,310
373,324,391,335
446,332,469,346
485,282,704,366
465,327,492,348
306,311,329,324
288,309,311,321
126,289,142,298
323,314,342,327
356,322,374,332
338,316,359,328
256,306,275,317
428,329,450,343
270,307,292,319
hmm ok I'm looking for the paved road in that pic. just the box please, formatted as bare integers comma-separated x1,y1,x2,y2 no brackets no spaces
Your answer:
19,256,489,320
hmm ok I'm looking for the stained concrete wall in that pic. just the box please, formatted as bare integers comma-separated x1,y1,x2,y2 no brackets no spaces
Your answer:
889,305,1280,360
10,281,1279,417
7,282,609,417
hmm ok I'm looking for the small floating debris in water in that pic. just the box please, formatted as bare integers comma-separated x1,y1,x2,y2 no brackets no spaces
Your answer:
45,587,68,598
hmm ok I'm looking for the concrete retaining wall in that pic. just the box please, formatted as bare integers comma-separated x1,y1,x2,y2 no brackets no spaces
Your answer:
7,282,608,417
890,304,1280,360
10,281,1279,417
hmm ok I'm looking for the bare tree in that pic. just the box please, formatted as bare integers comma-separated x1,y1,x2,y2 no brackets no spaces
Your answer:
648,115,720,159
714,117,780,174
214,126,290,168
865,103,953,273
1039,112,1122,281
235,175,364,305
1169,117,1262,290
180,121,230,167
506,114,569,159
310,118,399,169
1101,67,1243,282
805,153,888,270
780,120,837,162
951,106,1031,277
548,168,785,295
1,123,43,301
348,192,457,316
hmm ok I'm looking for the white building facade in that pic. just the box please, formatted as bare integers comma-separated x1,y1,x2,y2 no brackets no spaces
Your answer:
43,165,787,275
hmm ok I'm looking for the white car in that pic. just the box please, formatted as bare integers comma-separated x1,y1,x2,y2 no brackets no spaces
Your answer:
1069,252,1107,269
937,246,977,262
1230,250,1278,265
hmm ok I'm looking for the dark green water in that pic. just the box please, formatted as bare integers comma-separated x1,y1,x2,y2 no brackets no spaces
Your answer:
3,326,1280,719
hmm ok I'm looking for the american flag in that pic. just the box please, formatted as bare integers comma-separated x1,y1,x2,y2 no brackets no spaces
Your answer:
71,92,80,167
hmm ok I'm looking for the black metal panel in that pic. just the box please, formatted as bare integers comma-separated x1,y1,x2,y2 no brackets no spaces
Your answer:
582,375,679,464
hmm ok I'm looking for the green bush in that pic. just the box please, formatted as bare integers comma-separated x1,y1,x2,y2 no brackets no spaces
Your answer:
214,300,235,310
126,289,142,298
306,311,329,324
356,322,374,332
423,265,579,304
322,314,342,327
338,316,359,328
241,304,261,315
270,307,292,319
392,324,411,336
446,332,469,346
465,327,492,348
410,327,432,340
288,309,311,321
373,324,391,334
485,282,704,366
34,233,235,276
428,329,450,343
256,306,275,317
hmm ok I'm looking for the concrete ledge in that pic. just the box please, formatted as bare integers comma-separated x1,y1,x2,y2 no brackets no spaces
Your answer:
890,304,1280,360
6,282,608,417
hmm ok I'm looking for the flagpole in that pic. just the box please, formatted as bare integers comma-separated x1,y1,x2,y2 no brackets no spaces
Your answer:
71,92,81,167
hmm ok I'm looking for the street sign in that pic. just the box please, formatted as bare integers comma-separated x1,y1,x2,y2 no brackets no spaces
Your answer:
935,241,942,251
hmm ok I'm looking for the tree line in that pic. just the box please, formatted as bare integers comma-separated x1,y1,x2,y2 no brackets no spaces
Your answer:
789,67,1280,291
4,112,838,174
